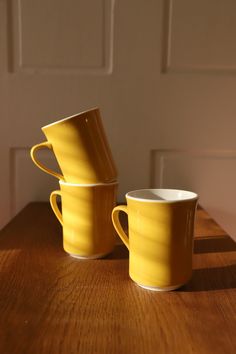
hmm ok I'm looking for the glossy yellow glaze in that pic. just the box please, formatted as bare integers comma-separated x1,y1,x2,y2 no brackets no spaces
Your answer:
112,192,198,289
50,181,118,258
30,108,118,184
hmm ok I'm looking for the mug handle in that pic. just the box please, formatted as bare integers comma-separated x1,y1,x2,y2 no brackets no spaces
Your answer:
30,141,64,180
50,190,63,226
112,205,130,250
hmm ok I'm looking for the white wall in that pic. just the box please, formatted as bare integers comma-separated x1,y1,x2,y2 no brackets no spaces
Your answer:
1,0,236,241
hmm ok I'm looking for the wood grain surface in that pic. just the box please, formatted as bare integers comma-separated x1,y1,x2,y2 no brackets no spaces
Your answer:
0,203,235,354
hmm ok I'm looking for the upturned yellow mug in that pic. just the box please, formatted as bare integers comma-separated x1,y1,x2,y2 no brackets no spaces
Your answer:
112,189,198,291
50,181,118,259
30,107,118,184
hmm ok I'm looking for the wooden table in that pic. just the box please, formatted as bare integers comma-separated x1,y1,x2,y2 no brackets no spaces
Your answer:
0,203,235,354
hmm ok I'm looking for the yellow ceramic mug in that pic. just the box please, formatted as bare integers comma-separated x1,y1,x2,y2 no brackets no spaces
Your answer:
31,107,118,183
112,189,198,291
50,181,118,259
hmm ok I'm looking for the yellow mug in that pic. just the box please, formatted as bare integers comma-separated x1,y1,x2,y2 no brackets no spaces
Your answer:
30,107,118,183
112,189,198,291
50,180,118,259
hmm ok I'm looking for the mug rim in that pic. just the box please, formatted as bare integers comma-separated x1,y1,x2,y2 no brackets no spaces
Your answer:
126,188,198,203
59,180,118,187
42,107,99,130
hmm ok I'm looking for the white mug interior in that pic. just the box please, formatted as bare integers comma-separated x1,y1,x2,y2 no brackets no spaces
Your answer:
126,189,198,202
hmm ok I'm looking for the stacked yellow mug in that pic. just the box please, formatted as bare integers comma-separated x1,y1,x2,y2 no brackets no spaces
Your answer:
30,108,118,259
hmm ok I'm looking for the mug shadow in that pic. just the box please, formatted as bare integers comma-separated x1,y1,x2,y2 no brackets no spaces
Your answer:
180,235,236,292
106,244,129,259
194,235,236,254
179,264,236,292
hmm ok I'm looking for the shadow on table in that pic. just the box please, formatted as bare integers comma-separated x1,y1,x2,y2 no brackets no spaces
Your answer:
106,244,129,259
194,236,236,254
179,236,236,291
180,264,236,292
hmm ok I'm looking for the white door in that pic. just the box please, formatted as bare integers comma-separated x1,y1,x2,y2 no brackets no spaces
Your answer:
1,0,236,241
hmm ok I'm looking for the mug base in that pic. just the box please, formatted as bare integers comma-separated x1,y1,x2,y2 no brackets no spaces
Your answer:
68,251,111,260
136,282,184,292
